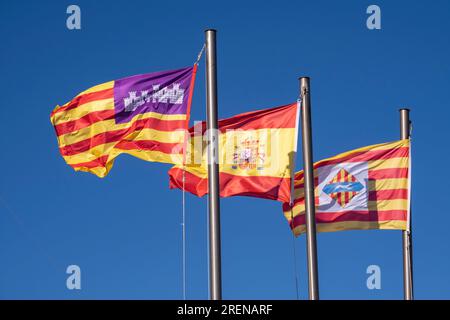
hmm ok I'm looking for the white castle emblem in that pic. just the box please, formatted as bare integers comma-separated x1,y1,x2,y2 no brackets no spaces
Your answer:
124,83,185,112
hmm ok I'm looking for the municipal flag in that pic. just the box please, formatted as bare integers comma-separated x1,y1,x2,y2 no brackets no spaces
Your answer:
283,140,410,235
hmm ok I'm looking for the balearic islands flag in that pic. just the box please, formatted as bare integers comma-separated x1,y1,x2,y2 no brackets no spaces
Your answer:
168,103,299,202
283,140,410,235
50,66,197,177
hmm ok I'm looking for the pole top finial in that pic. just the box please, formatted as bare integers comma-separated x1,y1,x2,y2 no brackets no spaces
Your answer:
205,28,217,33
399,108,411,112
298,76,310,80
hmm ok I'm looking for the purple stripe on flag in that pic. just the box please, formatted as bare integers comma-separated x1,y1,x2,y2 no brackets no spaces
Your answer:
113,66,193,124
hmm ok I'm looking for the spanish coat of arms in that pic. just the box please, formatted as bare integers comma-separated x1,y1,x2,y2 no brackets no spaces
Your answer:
232,137,266,171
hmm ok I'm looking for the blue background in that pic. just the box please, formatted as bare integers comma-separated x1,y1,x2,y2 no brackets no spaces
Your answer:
0,0,449,299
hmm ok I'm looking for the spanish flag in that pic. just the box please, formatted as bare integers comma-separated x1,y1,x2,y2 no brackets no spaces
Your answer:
283,140,410,236
50,66,197,177
168,103,299,202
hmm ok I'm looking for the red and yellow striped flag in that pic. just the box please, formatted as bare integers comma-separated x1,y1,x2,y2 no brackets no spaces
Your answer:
283,140,410,235
169,103,299,202
50,66,197,177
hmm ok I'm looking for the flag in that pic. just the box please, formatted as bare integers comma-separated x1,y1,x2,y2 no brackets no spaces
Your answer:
283,139,410,235
168,103,299,202
50,66,197,177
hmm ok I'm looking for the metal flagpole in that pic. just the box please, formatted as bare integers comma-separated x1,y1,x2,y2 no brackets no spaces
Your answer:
299,77,320,300
205,29,222,300
400,108,414,300
289,100,302,300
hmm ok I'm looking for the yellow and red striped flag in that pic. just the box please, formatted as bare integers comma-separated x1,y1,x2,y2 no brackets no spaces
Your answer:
50,66,197,177
283,140,410,235
169,103,299,202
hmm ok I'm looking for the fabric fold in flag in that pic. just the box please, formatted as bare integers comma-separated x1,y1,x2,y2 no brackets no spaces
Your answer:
168,103,299,202
283,139,410,236
50,65,198,177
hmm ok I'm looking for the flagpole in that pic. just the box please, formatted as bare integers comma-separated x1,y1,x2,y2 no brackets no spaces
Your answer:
400,108,414,300
299,77,320,300
205,29,222,300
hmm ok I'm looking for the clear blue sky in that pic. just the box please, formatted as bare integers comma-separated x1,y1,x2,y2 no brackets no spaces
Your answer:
1,0,449,299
